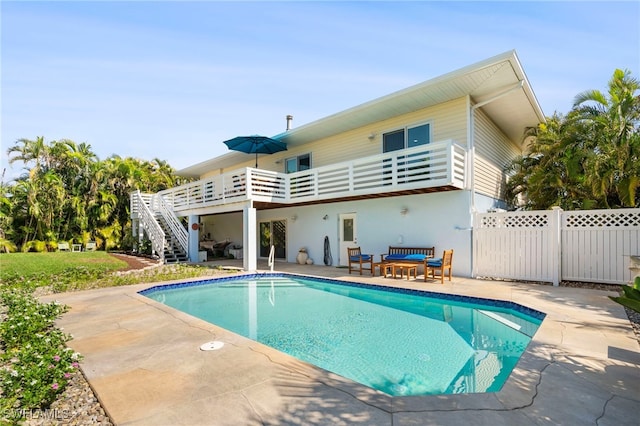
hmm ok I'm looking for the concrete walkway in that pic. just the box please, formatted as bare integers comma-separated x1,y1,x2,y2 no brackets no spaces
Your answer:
42,261,640,425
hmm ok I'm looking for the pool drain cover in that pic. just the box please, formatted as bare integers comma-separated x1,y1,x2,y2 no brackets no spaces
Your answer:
200,341,224,351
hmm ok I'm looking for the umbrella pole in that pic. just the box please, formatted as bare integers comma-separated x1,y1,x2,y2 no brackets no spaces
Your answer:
255,152,258,168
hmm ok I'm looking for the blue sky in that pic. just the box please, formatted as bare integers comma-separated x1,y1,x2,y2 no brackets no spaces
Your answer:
2,1,639,181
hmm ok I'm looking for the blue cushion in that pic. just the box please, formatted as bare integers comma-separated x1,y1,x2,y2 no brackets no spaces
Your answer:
350,255,371,261
427,258,442,267
385,254,406,260
404,254,426,261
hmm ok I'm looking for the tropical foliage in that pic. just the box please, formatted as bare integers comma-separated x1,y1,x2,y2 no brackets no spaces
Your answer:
1,137,188,251
0,288,81,415
610,277,640,314
0,253,223,416
506,69,640,210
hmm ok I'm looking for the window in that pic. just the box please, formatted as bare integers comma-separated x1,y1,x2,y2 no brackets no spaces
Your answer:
285,153,311,173
383,123,431,153
382,130,405,153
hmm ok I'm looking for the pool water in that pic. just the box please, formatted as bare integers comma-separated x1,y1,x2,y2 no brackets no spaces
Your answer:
141,274,544,396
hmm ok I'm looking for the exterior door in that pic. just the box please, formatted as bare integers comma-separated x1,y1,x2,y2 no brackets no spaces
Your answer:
338,213,357,266
259,220,287,260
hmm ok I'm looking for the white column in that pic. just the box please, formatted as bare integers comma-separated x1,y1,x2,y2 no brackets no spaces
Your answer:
243,205,257,271
188,215,200,263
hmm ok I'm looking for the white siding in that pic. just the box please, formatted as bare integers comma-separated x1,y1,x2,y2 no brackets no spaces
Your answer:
201,97,469,180
313,97,468,168
473,109,521,200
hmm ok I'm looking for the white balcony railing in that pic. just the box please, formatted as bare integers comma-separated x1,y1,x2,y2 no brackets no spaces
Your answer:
149,140,465,213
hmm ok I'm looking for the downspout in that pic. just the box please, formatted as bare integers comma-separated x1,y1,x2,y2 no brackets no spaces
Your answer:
468,80,524,277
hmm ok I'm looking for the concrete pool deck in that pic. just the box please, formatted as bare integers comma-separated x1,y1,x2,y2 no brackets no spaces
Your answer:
42,261,640,425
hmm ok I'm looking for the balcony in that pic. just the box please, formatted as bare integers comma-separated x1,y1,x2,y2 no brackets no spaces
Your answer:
154,139,466,214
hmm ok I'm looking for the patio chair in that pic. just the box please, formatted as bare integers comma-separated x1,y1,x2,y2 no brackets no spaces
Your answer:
85,241,97,251
347,247,373,275
424,249,453,283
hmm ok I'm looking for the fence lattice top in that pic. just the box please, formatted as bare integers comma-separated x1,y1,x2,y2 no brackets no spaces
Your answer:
477,209,640,229
478,213,550,228
563,210,640,228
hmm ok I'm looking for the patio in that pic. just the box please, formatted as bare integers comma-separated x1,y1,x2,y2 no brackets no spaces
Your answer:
41,260,640,425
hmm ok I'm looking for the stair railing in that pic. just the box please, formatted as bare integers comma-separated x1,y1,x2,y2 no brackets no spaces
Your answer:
268,244,275,272
132,190,165,261
155,194,189,255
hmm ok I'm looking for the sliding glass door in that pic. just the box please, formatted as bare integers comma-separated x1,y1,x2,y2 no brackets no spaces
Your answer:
259,220,287,259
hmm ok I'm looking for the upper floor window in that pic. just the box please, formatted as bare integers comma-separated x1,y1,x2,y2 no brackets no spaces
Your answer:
285,153,311,173
383,123,431,153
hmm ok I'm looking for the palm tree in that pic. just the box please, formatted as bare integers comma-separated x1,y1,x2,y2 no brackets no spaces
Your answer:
507,69,639,210
6,136,51,175
506,112,593,210
3,136,185,250
572,69,640,207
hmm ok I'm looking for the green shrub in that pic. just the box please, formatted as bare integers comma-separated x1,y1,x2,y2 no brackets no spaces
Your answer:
0,238,18,253
21,240,47,253
610,276,640,313
0,288,83,414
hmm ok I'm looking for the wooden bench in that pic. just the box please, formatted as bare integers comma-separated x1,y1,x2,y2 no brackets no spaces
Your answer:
380,246,435,263
373,246,435,277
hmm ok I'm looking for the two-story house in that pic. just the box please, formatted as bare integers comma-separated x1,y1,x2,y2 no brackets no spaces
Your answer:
130,50,545,277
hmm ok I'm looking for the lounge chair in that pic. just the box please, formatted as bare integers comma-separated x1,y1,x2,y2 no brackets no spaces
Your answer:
347,247,373,275
424,249,453,283
85,241,97,251
57,242,70,252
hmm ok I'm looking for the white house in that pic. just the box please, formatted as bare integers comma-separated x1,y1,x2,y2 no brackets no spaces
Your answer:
130,50,545,276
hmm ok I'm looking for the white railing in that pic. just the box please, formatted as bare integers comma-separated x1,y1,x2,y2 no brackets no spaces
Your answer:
155,194,188,254
155,140,465,212
268,244,275,272
131,190,165,260
474,208,640,285
130,191,153,219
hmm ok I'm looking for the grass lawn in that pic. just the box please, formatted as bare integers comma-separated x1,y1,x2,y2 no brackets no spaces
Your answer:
0,251,127,281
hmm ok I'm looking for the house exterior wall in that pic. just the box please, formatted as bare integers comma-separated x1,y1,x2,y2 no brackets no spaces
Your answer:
302,97,469,170
473,108,522,201
200,97,469,180
255,190,473,277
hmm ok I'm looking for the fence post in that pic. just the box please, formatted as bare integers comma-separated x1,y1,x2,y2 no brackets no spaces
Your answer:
550,206,563,286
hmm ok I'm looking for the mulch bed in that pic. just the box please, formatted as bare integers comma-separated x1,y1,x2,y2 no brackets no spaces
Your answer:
108,253,160,271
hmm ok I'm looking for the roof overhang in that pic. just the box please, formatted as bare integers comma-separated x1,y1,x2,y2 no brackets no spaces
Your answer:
178,50,544,177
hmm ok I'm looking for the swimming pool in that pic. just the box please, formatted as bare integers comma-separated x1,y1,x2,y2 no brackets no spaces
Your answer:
140,274,545,396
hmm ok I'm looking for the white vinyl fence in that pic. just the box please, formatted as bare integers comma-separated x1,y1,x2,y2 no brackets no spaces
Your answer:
474,208,640,286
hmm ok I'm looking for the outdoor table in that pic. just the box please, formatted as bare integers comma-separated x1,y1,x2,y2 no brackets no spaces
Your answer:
372,261,393,277
391,262,418,280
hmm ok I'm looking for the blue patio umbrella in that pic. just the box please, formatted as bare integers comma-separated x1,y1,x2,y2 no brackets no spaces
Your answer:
223,135,287,168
